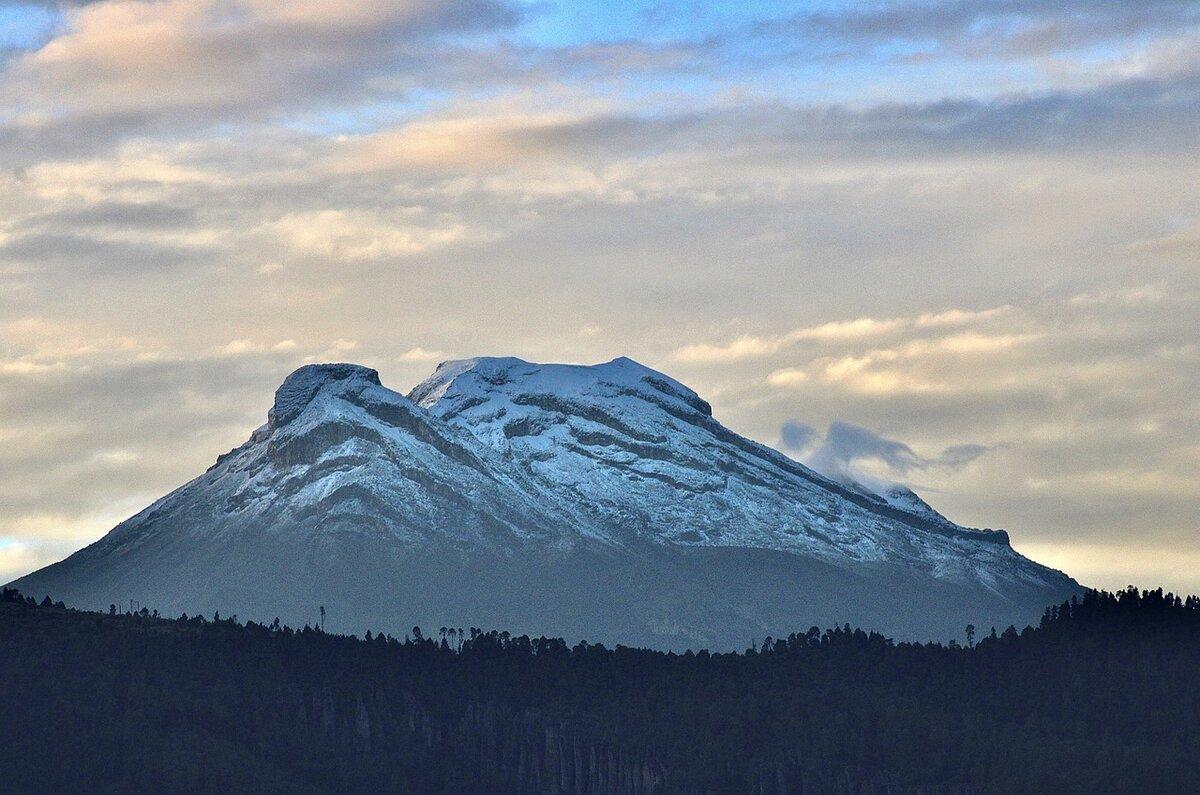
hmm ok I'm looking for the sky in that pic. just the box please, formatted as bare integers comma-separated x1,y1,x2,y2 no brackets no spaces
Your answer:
0,0,1197,593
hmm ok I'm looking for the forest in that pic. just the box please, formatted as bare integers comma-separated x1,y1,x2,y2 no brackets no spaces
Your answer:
2,586,1198,793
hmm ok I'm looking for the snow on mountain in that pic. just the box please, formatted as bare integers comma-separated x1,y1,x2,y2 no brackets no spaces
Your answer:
107,363,576,553
410,356,1054,589
807,466,961,535
10,357,1081,649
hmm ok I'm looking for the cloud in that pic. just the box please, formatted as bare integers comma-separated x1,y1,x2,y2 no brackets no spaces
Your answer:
15,201,198,231
792,317,905,341
784,420,990,492
940,443,991,469
1126,227,1200,263
0,359,66,375
776,73,1200,156
777,420,818,456
807,421,924,480
677,308,1013,366
2,0,1199,176
815,357,949,396
723,283,1197,565
915,306,1011,327
9,42,1199,175
218,339,298,357
675,335,783,363
325,112,596,174
0,0,524,155
760,325,1042,396
398,346,445,362
915,332,1040,354
219,339,262,357
768,0,1200,60
674,316,905,363
767,368,809,387
0,1,104,6
263,209,488,262
320,66,1200,189
1068,284,1169,307
0,229,218,274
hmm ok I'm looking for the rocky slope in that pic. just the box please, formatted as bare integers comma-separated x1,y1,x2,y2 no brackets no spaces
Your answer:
10,357,1081,648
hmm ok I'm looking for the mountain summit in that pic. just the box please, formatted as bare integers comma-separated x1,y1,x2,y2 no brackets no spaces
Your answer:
10,357,1080,648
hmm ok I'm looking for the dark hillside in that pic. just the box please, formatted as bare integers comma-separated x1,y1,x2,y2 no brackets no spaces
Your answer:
2,587,1198,793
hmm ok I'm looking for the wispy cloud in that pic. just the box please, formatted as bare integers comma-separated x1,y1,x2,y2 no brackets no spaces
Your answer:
4,0,523,120
398,346,446,362
764,0,1200,60
915,305,1011,327
263,210,488,262
673,311,1001,363
777,419,989,494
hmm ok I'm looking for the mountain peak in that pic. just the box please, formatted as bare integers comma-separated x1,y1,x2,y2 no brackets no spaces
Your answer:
269,363,381,429
409,354,712,418
11,352,1080,649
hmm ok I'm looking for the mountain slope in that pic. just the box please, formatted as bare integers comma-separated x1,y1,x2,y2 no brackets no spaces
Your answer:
410,356,1062,591
10,358,1081,648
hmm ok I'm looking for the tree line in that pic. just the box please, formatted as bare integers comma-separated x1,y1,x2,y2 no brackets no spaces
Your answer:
2,586,1199,792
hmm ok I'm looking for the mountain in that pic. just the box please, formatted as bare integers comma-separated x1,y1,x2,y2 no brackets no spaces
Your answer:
9,357,1082,649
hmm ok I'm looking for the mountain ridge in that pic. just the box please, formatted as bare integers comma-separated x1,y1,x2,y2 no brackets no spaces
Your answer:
9,356,1081,649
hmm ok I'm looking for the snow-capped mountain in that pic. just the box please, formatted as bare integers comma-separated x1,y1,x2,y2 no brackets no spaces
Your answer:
412,357,1023,570
10,357,1081,649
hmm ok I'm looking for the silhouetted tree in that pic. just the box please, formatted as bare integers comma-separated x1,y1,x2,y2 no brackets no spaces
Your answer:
2,586,1199,792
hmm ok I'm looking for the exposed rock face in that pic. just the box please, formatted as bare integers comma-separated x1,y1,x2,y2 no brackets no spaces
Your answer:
10,357,1082,649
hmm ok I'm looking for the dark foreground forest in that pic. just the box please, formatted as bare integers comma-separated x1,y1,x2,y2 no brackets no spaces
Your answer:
2,587,1198,793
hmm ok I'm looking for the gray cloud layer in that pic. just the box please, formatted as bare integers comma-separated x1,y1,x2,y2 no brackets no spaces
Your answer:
769,0,1200,58
781,419,990,492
